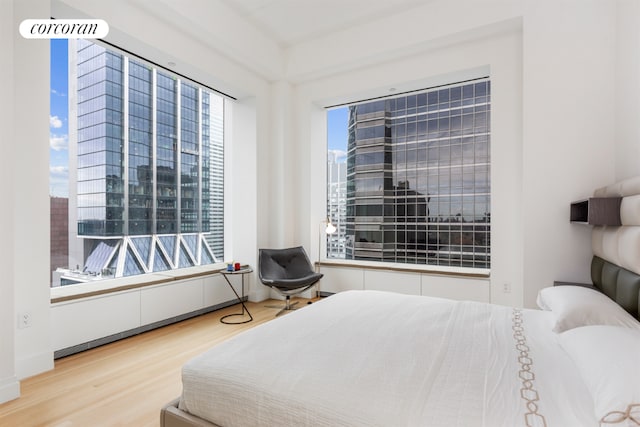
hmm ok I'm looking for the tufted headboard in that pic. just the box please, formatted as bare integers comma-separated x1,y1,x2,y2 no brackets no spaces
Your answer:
590,176,640,321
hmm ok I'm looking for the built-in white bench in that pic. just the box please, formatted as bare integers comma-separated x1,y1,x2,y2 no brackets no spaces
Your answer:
51,265,249,358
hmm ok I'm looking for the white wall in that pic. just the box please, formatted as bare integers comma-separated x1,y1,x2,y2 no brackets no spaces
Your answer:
615,0,640,181
285,0,624,309
285,0,524,83
52,0,278,99
521,0,617,307
228,97,266,301
0,0,20,404
11,0,55,382
292,12,524,306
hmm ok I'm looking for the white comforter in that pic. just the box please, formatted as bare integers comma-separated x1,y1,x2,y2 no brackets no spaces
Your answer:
179,290,596,427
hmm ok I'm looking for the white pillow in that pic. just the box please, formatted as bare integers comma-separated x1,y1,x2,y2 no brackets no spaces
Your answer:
535,289,551,311
559,325,640,424
536,285,640,332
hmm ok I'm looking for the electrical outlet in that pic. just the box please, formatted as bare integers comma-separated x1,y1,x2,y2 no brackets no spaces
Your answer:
18,312,32,329
503,283,511,293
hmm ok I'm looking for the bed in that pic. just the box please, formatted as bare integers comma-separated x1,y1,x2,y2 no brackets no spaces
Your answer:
162,176,640,427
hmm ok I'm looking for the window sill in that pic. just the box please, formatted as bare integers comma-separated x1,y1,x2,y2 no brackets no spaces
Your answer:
50,263,228,304
316,259,490,279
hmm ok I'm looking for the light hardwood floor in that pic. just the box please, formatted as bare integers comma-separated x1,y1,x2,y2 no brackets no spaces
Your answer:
0,298,312,427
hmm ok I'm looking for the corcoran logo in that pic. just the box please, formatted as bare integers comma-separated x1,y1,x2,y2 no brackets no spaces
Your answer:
19,19,109,39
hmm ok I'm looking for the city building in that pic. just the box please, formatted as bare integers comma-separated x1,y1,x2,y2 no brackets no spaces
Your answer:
343,81,491,268
50,196,69,284
326,152,346,258
61,39,224,284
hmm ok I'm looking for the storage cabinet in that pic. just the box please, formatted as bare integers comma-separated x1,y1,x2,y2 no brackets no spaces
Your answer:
570,197,621,225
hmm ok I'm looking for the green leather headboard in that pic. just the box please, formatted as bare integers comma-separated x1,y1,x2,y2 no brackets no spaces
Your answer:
591,255,640,320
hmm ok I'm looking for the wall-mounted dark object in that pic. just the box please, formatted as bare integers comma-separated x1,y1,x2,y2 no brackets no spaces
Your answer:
570,197,622,225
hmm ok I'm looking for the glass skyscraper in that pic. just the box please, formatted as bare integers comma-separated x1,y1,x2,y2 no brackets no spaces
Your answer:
65,40,224,282
341,80,491,268
327,152,347,258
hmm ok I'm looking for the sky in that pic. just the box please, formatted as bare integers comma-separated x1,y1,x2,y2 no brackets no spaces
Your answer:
327,107,348,163
50,39,69,197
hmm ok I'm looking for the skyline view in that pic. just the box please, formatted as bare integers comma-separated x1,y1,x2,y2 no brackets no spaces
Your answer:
49,39,225,285
50,39,69,197
327,80,491,268
54,43,347,198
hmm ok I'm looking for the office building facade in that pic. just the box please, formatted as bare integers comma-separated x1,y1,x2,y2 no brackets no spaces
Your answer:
341,80,491,268
66,40,224,281
327,152,347,258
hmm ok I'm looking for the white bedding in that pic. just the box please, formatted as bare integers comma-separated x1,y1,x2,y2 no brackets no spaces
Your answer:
179,290,597,427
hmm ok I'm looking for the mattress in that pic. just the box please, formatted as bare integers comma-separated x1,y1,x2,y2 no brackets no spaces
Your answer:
179,290,596,427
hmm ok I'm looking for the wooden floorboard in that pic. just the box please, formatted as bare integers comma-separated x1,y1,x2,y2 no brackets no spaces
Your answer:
0,298,313,427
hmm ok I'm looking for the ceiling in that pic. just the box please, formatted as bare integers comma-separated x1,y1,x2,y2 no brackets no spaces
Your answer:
217,0,429,48
54,0,445,91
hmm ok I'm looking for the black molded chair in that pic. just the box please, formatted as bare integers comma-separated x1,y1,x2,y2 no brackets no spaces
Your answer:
259,246,323,316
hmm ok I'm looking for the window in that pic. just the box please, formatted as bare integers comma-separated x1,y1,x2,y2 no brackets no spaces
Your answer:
327,79,490,269
50,39,225,287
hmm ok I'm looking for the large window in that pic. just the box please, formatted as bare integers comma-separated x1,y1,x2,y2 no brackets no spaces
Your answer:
327,79,490,269
49,39,225,287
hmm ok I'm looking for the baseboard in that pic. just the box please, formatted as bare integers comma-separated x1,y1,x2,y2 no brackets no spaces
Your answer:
16,350,54,380
0,376,20,404
248,287,270,302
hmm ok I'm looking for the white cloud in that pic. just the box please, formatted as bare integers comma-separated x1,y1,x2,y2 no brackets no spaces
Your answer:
51,89,66,97
328,149,347,163
50,115,63,129
50,134,68,151
50,165,69,177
